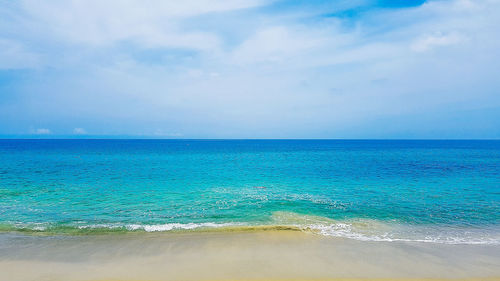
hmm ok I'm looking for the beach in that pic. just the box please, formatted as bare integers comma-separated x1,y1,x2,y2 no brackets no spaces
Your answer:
1,230,499,281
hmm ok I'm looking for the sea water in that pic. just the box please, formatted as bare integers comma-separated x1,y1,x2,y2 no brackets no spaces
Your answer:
0,140,499,243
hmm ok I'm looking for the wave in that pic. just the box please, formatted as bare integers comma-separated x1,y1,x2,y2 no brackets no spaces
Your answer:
270,211,500,245
1,212,499,245
303,223,500,244
0,222,302,235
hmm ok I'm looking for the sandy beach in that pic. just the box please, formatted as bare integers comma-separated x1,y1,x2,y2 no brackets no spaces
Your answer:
1,230,499,281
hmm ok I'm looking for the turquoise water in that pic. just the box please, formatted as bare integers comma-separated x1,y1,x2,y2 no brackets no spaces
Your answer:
1,140,499,243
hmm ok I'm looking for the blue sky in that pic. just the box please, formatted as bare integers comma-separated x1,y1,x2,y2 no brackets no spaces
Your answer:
0,0,499,138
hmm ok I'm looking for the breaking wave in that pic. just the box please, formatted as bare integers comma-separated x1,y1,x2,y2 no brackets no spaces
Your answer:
1,212,499,245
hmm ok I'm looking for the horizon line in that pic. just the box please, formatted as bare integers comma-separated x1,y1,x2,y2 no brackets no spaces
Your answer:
1,137,500,141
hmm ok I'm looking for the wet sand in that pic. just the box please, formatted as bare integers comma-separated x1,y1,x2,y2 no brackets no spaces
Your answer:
0,230,499,281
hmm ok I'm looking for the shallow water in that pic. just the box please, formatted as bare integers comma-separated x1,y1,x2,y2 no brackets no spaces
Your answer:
0,139,499,243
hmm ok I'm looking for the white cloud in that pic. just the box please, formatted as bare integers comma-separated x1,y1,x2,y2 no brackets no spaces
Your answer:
153,129,183,137
0,39,40,69
17,0,265,50
2,0,500,137
231,26,324,64
31,128,51,135
411,32,464,52
73,128,87,135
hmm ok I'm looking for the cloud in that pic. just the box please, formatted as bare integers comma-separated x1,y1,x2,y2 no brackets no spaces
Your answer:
231,26,324,64
31,128,51,135
153,129,183,137
411,32,464,52
14,0,265,50
73,128,87,135
0,39,40,69
1,0,500,138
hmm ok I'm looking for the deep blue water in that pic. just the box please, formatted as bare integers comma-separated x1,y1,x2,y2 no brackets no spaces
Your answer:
0,140,499,243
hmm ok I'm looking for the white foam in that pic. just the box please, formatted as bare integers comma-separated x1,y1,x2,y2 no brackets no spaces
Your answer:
126,222,237,232
77,224,123,230
268,211,500,245
301,223,500,245
10,214,500,245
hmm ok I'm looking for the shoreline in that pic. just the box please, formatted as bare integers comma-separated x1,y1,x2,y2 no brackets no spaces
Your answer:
1,221,498,246
1,230,499,281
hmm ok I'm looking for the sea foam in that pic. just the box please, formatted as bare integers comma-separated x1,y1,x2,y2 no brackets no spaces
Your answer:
126,222,237,232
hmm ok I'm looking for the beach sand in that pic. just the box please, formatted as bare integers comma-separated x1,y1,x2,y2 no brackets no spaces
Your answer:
0,230,499,281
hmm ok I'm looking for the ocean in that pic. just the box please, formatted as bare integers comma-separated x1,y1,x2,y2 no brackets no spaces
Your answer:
1,139,499,244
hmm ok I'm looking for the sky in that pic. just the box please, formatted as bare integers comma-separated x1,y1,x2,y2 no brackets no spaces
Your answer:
0,0,499,139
